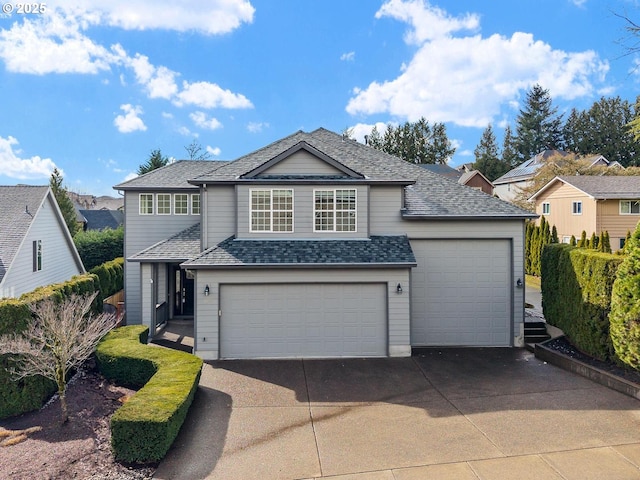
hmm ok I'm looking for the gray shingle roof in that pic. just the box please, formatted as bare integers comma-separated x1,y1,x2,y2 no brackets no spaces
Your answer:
0,186,49,283
79,209,124,231
128,223,201,262
193,128,532,218
113,160,228,190
419,164,462,181
556,176,640,199
182,235,416,268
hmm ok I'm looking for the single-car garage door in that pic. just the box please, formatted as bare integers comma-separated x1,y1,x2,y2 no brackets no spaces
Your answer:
220,283,387,359
411,239,511,347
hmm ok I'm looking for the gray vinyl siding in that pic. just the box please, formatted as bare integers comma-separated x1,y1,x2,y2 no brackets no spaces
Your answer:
204,186,236,248
123,190,200,324
0,194,83,298
369,185,405,235
193,268,410,360
259,150,346,175
235,184,368,239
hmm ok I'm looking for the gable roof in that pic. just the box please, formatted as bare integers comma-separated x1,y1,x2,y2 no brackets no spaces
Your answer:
182,235,417,268
128,223,201,262
192,128,532,219
419,164,462,181
79,209,124,231
113,160,228,191
0,186,84,284
530,175,640,201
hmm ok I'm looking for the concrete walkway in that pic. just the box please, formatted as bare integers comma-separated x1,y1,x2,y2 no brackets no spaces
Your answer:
154,349,640,480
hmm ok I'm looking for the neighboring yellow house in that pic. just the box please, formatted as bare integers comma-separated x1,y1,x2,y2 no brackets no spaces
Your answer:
529,176,640,251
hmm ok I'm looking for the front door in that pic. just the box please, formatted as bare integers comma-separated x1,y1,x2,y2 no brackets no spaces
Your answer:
173,267,195,317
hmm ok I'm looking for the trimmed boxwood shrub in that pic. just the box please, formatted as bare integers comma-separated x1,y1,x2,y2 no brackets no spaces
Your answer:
610,223,640,369
541,243,623,361
0,273,101,418
95,326,203,464
90,257,124,299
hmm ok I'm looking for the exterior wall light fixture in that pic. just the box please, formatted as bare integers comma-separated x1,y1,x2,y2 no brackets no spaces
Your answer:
396,283,403,294
204,285,210,296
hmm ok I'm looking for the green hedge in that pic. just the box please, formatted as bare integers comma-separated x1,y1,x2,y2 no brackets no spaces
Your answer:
74,226,124,271
95,326,203,464
610,223,640,369
0,274,100,418
90,257,124,298
541,244,623,361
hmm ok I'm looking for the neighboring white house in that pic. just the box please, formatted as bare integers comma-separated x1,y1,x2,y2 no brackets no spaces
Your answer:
114,129,535,360
0,185,85,298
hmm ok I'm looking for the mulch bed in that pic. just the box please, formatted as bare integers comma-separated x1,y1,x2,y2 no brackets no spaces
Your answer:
0,368,156,480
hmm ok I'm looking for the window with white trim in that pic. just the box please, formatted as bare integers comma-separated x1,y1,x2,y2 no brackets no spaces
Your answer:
572,201,582,215
174,194,188,215
191,194,201,215
314,189,357,232
139,194,154,215
542,202,550,215
620,200,640,215
157,194,171,215
250,189,293,232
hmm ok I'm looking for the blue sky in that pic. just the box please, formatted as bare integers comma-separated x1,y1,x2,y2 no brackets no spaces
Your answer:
0,0,638,196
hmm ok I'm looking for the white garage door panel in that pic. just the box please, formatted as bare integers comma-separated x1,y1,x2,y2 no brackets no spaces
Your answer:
220,283,387,359
411,239,511,347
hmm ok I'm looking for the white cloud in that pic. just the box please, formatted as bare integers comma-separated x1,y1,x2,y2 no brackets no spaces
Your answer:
0,8,254,111
207,145,222,156
0,11,119,74
190,111,223,130
114,104,147,133
347,0,609,128
123,172,138,182
341,51,355,61
247,122,269,133
348,122,390,144
0,136,58,179
177,126,196,137
49,0,255,35
175,81,253,109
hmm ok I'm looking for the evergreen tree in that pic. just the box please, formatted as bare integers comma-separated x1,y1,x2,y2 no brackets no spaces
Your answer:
514,84,564,163
473,124,509,181
590,232,598,250
564,96,638,167
570,235,577,246
603,231,612,253
551,225,559,243
610,222,640,368
501,125,519,168
598,231,606,252
368,118,455,164
49,168,80,236
578,231,587,248
137,149,170,175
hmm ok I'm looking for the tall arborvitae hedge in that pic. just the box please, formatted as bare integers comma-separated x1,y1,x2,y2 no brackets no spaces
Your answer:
610,223,640,369
525,217,556,276
542,244,623,361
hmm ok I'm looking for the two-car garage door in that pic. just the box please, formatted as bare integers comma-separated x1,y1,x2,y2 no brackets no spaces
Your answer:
220,283,387,359
410,239,512,347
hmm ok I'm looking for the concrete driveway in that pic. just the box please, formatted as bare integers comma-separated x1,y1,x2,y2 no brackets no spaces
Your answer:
154,349,640,480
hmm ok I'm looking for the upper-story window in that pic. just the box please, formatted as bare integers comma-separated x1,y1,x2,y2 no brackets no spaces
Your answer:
572,201,582,215
174,194,188,215
191,194,201,215
250,189,293,232
139,194,154,215
620,200,640,215
314,189,357,232
542,202,550,215
157,194,171,215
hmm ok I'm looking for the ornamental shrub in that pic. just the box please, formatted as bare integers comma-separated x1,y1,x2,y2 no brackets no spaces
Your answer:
610,223,640,369
74,226,124,270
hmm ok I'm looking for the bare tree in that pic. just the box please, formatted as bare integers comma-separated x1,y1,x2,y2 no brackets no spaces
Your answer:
0,293,117,423
184,140,212,160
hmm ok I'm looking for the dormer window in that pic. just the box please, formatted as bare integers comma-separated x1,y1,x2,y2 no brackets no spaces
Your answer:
250,189,293,232
314,189,356,232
